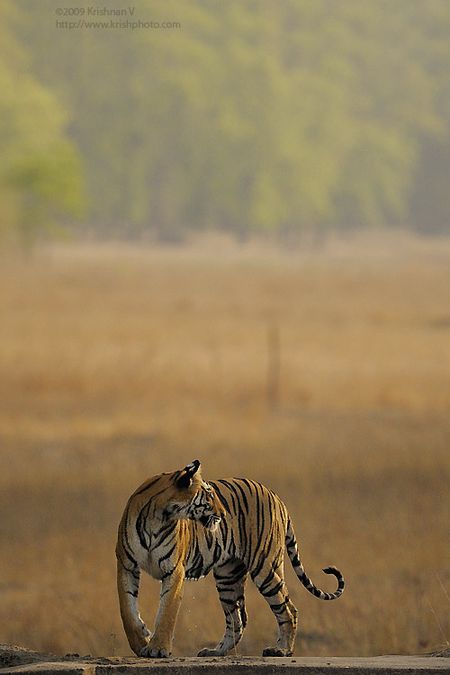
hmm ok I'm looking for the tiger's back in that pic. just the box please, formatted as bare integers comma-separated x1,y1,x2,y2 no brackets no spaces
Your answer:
210,478,289,571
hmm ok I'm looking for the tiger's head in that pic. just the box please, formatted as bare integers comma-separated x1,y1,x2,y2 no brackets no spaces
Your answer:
161,460,225,532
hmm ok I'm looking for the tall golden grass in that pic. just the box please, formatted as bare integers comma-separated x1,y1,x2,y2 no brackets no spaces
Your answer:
0,233,449,658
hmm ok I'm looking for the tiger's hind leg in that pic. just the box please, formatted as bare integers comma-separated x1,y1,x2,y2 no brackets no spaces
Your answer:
252,563,298,657
198,560,248,657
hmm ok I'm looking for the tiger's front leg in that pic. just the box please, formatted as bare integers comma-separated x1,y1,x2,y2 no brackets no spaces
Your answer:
116,560,151,656
141,564,185,658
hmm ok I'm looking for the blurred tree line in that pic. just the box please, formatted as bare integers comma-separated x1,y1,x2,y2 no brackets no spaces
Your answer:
0,3,84,247
1,0,449,245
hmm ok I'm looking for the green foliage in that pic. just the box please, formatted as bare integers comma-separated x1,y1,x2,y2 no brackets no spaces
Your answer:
0,1,85,248
10,0,450,239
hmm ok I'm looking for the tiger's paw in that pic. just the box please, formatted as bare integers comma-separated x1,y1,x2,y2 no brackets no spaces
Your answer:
198,647,225,657
262,647,293,657
139,642,170,658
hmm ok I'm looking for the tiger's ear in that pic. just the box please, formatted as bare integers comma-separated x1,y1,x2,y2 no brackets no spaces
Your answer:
176,460,201,489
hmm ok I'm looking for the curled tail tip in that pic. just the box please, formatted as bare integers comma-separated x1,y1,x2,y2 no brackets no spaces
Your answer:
322,566,345,597
323,566,340,576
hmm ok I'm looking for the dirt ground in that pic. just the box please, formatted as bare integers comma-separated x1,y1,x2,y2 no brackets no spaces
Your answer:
2,643,449,669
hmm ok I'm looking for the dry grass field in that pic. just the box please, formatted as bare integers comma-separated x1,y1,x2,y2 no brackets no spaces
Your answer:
0,233,449,658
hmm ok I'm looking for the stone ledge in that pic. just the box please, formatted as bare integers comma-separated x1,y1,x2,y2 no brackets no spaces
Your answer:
1,656,449,675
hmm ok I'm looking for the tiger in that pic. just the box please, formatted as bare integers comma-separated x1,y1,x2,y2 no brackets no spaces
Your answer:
116,460,345,658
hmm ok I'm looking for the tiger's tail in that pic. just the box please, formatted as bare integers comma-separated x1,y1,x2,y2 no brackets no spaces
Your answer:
285,518,345,600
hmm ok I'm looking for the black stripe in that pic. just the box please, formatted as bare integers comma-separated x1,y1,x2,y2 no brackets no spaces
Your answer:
210,483,232,515
233,480,249,513
136,503,151,549
262,579,284,597
133,475,164,497
251,525,276,579
270,598,289,613
217,480,241,514
158,541,177,564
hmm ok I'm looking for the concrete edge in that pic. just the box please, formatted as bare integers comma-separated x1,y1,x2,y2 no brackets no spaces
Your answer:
1,656,449,675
